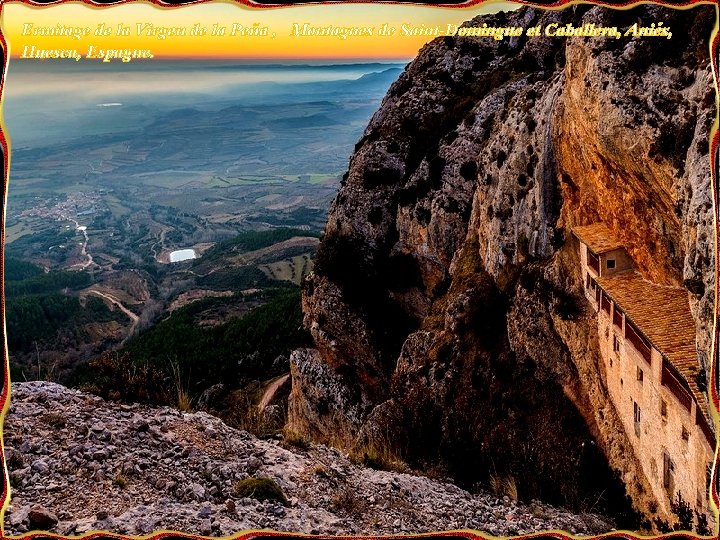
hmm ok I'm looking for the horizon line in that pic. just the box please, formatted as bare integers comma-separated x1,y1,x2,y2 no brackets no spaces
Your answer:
8,55,413,62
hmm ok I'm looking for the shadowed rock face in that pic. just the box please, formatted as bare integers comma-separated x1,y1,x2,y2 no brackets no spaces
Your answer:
288,4,716,529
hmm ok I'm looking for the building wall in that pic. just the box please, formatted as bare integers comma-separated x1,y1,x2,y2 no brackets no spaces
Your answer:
600,248,634,276
579,241,714,521
580,243,590,276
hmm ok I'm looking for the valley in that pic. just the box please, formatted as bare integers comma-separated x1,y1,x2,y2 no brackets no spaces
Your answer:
3,61,403,409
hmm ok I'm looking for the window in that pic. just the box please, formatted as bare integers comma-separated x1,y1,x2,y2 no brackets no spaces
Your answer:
660,399,667,418
588,251,600,274
613,306,623,329
707,462,713,490
626,321,652,365
637,366,644,384
634,402,641,437
601,294,612,315
661,359,692,411
613,335,621,353
607,259,616,269
681,426,689,442
663,453,675,494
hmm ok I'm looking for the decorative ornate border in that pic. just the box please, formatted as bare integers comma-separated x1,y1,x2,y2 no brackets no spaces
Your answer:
0,1,717,540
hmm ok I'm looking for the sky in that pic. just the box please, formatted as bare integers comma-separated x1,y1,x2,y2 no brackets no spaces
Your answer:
2,1,515,61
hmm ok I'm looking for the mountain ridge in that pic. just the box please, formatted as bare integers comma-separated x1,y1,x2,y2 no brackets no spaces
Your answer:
286,4,716,531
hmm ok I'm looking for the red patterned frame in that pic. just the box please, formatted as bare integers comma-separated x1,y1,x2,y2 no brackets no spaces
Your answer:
0,1,717,539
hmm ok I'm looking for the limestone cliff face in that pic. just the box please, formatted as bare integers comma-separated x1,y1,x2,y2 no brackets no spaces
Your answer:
287,4,716,528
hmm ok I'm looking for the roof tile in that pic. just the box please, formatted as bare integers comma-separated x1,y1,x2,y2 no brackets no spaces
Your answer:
573,223,625,254
597,270,711,424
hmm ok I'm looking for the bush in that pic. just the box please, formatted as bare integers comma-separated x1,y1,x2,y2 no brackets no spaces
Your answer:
283,428,310,449
224,389,285,438
672,493,694,531
113,473,128,489
85,351,170,404
695,509,711,536
233,477,288,506
490,473,519,501
331,485,367,516
352,438,407,473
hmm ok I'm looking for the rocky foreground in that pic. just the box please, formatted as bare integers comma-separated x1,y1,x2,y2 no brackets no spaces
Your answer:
4,382,614,536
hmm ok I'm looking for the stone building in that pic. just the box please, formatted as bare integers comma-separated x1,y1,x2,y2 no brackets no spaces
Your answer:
573,222,715,520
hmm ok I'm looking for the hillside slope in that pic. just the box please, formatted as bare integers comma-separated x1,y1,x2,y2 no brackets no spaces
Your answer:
4,382,613,536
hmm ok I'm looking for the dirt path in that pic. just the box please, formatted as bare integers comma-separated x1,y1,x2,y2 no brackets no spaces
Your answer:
87,290,140,345
257,374,290,412
151,226,171,262
68,218,94,270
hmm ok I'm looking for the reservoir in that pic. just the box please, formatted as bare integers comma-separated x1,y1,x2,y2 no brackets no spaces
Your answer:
169,249,197,262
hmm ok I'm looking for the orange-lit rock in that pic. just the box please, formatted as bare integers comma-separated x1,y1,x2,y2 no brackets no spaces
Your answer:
287,4,716,532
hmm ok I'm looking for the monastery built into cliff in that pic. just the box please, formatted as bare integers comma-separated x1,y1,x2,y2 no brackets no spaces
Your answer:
573,223,715,520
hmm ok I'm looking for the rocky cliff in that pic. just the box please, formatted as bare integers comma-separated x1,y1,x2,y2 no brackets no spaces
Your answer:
287,4,716,530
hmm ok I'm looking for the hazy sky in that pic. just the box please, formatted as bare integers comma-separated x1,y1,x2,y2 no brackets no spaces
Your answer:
3,1,515,60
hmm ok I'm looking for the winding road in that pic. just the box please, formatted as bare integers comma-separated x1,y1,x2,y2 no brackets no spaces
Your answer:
87,290,140,345
67,218,94,270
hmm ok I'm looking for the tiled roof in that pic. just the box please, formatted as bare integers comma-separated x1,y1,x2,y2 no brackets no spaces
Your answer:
572,223,624,254
596,270,711,424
